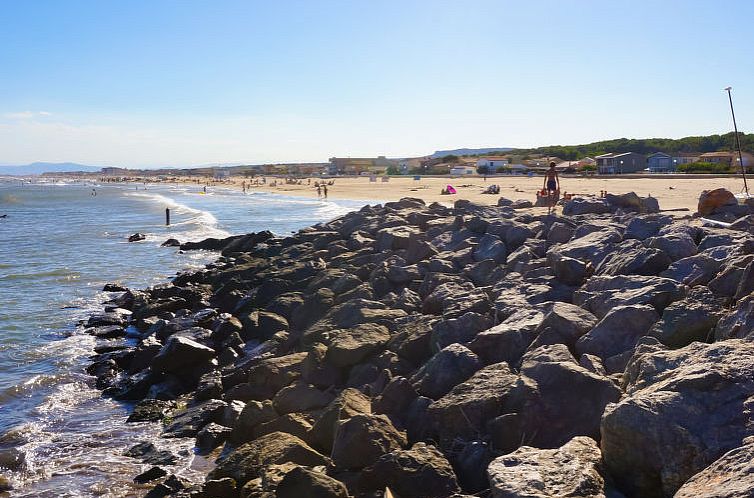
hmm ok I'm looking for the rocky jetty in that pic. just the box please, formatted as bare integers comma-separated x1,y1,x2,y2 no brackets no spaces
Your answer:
85,192,754,497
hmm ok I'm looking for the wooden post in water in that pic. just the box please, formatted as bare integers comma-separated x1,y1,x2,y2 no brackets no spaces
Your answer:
165,208,170,226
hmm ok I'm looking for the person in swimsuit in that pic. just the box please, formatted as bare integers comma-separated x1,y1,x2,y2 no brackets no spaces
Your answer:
543,162,560,213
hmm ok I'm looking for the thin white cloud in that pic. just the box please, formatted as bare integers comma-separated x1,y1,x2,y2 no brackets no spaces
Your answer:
3,111,53,120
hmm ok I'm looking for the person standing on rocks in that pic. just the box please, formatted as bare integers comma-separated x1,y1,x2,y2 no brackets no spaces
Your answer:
543,162,560,213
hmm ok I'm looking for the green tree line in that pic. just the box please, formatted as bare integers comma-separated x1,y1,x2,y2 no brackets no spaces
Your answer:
499,132,754,161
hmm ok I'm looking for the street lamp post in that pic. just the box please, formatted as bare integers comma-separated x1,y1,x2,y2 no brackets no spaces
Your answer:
724,86,749,195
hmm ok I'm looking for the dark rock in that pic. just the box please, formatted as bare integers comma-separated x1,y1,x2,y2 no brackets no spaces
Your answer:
430,312,492,351
160,238,181,247
103,283,128,292
644,233,698,262
714,293,754,340
650,286,723,347
605,192,659,213
253,413,313,443
573,275,686,318
563,197,611,216
473,234,507,263
426,362,519,443
660,253,722,286
326,323,391,368
548,253,590,286
134,466,167,483
272,381,334,414
409,344,482,399
196,422,232,453
127,399,175,423
624,214,672,240
276,466,349,498
675,440,754,498
245,352,307,400
469,307,545,366
123,442,178,466
360,442,461,498
201,477,238,498
487,436,605,498
331,414,407,470
310,388,372,453
151,335,215,374
601,339,754,497
128,232,146,242
527,302,599,353
163,399,226,438
422,282,491,319
208,432,329,486
230,400,277,444
595,240,672,276
575,304,659,361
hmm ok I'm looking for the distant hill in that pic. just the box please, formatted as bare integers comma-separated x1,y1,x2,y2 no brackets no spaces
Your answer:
0,162,104,175
431,147,513,158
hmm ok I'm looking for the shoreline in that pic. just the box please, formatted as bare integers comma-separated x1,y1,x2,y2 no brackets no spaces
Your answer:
78,173,752,213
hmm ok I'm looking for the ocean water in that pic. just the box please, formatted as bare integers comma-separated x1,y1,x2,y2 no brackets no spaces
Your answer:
0,179,368,497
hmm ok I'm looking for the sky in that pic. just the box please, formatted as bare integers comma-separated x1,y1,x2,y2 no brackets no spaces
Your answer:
1,0,753,168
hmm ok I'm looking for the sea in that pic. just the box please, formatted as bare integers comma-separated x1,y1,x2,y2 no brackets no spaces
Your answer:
0,178,369,497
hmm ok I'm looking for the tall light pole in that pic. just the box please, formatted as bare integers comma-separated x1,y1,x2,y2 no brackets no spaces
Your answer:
724,86,749,195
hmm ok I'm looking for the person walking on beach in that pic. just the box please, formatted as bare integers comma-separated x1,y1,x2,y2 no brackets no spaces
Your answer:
323,185,328,199
543,162,560,213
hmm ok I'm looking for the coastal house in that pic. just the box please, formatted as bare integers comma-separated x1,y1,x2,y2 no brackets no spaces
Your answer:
698,151,754,169
476,156,509,171
398,157,426,174
647,152,674,173
328,156,397,175
450,165,476,175
595,152,646,174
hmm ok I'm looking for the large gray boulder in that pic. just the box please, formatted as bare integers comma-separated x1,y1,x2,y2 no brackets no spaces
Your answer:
675,440,754,498
409,344,482,399
601,339,754,497
649,286,723,347
595,240,671,277
660,253,722,286
473,234,508,263
573,275,686,318
326,323,391,367
644,233,697,262
546,228,622,267
575,304,659,361
422,281,491,318
469,307,546,366
360,442,461,498
208,432,329,486
487,436,606,498
714,293,754,341
151,336,215,373
331,414,407,470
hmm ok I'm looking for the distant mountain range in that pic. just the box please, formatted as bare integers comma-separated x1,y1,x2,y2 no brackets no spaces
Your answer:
430,147,513,158
0,162,104,175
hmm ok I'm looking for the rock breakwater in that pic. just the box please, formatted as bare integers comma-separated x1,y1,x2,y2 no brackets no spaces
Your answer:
85,193,754,497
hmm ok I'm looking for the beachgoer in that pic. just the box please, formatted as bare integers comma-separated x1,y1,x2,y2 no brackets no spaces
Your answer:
323,185,328,198
316,185,321,197
543,162,559,213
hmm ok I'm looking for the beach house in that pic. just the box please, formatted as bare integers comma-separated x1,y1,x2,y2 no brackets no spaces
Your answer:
328,156,397,175
476,156,509,171
450,165,476,175
698,151,754,169
647,152,674,173
595,152,646,174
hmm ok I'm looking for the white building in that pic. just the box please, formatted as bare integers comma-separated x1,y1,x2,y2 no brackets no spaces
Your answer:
476,156,509,170
450,166,476,175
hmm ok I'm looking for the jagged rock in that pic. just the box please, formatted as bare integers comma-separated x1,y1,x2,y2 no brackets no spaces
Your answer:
426,362,519,443
605,192,659,213
134,466,168,484
197,422,232,453
469,307,546,366
245,352,307,400
430,312,492,351
487,436,605,498
301,343,342,389
546,228,622,267
310,388,372,453
253,413,313,443
595,240,671,277
473,234,507,263
675,440,754,498
240,311,289,341
231,400,278,444
360,442,461,498
151,335,215,374
386,314,439,365
573,275,686,318
326,323,391,368
276,466,349,498
272,381,334,414
128,232,146,242
601,339,754,497
624,214,673,240
575,304,659,361
202,477,238,498
209,432,329,486
376,226,421,251
562,197,611,216
123,442,177,466
714,293,754,340
660,253,722,286
644,233,698,262
422,281,491,319
305,299,406,344
548,253,590,285
331,414,407,470
127,399,175,423
527,302,599,353
409,344,482,399
163,399,226,438
650,286,723,347
504,345,621,450
546,222,575,245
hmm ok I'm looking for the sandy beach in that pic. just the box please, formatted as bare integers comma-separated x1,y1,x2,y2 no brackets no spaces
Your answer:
165,174,750,213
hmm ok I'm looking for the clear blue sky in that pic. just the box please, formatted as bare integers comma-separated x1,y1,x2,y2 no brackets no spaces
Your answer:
1,0,752,167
